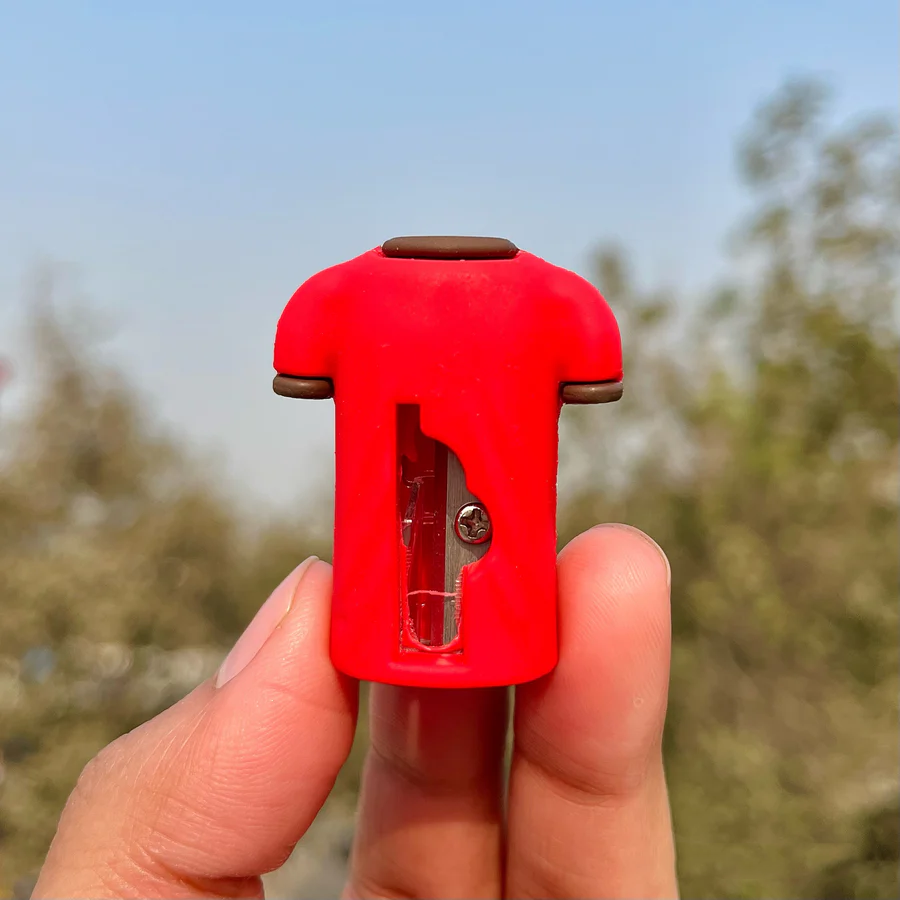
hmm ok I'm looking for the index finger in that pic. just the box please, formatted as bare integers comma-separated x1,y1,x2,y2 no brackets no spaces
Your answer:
506,524,678,899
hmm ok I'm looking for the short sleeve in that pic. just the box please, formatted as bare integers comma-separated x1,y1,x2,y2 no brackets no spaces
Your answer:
273,265,343,378
547,266,623,384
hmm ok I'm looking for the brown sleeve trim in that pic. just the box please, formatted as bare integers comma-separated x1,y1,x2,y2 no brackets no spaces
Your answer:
560,380,623,404
273,375,334,400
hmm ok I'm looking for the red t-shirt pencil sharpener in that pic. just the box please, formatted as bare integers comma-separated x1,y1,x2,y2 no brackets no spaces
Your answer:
272,236,622,689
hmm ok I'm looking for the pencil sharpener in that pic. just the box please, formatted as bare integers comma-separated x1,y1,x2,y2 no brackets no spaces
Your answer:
273,236,622,688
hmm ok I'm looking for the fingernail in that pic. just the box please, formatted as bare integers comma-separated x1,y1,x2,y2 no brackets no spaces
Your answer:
593,523,671,589
215,556,318,688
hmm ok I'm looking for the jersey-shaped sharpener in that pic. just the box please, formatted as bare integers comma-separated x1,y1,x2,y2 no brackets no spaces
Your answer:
273,236,622,688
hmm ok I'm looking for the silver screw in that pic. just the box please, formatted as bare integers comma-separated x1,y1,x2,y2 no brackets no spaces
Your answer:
455,503,492,544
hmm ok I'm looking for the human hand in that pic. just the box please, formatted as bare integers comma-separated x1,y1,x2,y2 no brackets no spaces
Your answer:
33,524,677,899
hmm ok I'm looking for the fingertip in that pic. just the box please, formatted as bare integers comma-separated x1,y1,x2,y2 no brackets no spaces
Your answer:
218,554,354,726
216,556,324,689
560,522,671,595
556,522,672,694
515,523,673,796
278,557,336,648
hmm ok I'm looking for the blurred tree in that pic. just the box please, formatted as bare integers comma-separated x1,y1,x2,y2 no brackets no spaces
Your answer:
0,281,327,892
561,78,898,898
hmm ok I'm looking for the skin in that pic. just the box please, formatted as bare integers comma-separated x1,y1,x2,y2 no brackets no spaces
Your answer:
34,524,678,899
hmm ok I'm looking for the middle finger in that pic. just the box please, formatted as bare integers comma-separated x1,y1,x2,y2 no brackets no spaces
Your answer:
344,685,507,899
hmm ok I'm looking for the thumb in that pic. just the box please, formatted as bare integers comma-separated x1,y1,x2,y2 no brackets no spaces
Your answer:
34,557,358,899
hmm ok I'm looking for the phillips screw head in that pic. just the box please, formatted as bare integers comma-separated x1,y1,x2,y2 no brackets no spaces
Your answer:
455,503,492,544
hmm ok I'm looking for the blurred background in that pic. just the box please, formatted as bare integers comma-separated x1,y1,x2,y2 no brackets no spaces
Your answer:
1,3,897,898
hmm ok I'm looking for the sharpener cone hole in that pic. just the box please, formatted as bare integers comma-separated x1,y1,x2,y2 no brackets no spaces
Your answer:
397,405,490,653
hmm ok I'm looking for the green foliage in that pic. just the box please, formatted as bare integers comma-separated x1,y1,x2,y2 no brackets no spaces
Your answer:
1,78,897,897
814,800,900,900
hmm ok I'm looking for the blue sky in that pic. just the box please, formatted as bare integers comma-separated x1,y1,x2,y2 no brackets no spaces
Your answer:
1,1,896,508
